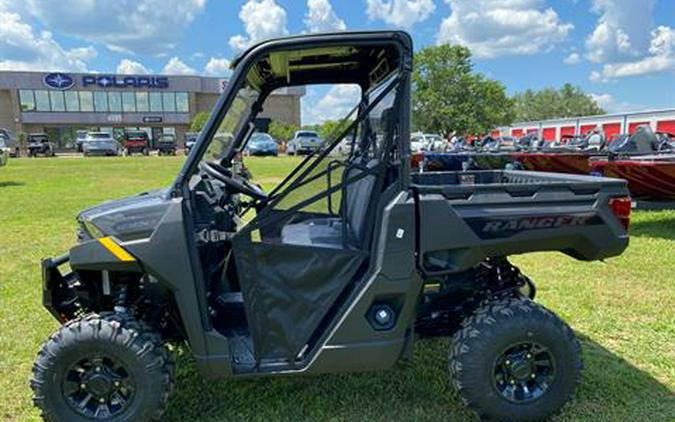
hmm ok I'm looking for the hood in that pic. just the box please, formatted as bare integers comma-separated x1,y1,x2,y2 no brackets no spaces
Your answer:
78,189,172,241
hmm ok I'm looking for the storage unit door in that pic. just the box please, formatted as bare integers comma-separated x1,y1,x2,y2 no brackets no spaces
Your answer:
580,124,596,134
511,128,524,137
628,121,649,134
603,122,621,139
657,120,675,135
542,127,556,141
560,126,576,137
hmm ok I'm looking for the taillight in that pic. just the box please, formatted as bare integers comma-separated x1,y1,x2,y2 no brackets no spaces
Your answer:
609,196,632,231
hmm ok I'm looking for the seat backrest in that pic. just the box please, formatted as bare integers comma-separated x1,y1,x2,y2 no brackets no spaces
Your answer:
343,159,380,246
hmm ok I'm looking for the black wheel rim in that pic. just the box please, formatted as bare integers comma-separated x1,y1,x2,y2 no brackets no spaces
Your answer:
62,355,135,419
493,341,555,403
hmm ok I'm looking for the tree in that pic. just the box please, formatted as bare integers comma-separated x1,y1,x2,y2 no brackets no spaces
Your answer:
412,45,513,135
190,111,210,132
512,83,605,121
269,119,299,142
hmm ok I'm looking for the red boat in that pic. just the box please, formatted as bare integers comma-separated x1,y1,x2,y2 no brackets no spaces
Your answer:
590,155,675,199
510,152,601,174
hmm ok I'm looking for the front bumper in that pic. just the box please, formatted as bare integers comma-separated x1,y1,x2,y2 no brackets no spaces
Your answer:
42,254,78,323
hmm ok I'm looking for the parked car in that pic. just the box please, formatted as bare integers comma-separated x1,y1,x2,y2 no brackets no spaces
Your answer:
0,128,20,157
185,132,199,155
287,130,323,155
157,134,177,156
0,137,9,167
27,133,55,157
82,133,122,156
75,130,89,152
246,132,278,156
415,132,445,151
122,130,150,155
34,31,632,422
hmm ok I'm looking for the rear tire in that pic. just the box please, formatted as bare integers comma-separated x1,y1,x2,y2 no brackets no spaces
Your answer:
31,313,174,422
449,296,582,422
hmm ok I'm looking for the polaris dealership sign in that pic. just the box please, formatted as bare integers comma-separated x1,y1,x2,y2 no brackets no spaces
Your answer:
82,75,169,89
43,73,169,90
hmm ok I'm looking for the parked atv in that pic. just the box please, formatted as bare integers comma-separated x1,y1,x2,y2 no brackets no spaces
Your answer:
157,134,177,156
33,31,631,422
27,133,56,157
122,130,150,156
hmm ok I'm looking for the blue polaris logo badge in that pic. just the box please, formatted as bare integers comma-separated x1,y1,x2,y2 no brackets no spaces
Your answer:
43,73,75,90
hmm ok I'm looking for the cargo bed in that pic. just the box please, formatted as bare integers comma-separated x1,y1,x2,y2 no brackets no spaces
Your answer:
411,170,630,275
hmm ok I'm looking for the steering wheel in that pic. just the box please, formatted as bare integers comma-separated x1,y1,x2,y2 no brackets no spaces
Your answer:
199,161,267,201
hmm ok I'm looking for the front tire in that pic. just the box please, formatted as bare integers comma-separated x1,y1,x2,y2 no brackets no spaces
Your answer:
31,313,174,422
449,296,582,422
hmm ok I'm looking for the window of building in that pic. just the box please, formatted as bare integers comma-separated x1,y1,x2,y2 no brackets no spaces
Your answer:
19,90,36,111
136,92,149,112
108,92,122,112
94,91,108,112
149,92,162,112
162,92,176,112
34,90,50,111
122,92,136,112
65,91,79,112
176,92,189,112
79,91,94,112
49,91,65,112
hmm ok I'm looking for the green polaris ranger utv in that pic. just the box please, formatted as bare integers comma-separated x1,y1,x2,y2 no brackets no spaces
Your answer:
32,31,632,422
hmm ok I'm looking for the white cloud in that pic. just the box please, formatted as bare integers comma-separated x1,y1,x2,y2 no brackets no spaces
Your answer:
305,0,346,33
302,84,361,125
437,0,573,58
0,9,96,72
564,52,581,65
366,0,434,29
161,57,196,75
590,26,675,82
116,59,150,74
204,57,231,76
585,0,655,64
590,93,643,113
229,0,288,53
24,0,206,55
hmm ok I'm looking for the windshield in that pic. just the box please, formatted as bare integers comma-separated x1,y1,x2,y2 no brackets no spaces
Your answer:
203,85,259,162
126,132,147,139
297,131,318,138
250,133,273,143
88,133,110,139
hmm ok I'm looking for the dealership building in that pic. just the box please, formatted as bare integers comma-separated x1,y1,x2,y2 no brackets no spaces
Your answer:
0,71,304,150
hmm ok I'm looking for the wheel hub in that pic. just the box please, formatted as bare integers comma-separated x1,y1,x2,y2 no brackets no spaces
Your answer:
63,356,134,418
493,341,555,403
83,373,115,397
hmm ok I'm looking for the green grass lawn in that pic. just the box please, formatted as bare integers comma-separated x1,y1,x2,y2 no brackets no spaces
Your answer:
1,156,674,422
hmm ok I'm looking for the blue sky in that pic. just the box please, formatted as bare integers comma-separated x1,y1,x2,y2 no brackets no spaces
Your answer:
1,0,673,124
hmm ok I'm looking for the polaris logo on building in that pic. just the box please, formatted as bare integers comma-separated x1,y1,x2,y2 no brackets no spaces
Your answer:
82,75,169,89
43,73,75,90
467,213,602,239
